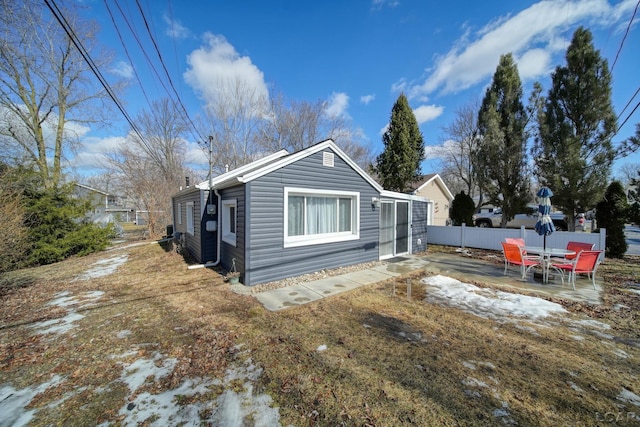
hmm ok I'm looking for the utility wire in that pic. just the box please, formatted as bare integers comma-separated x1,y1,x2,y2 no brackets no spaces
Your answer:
44,0,147,144
617,86,640,122
103,0,153,110
610,0,639,73
134,0,207,145
618,99,640,132
112,0,176,108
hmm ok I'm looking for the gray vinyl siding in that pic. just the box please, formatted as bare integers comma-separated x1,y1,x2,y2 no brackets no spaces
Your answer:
412,200,428,253
172,188,204,263
244,149,380,286
219,185,245,276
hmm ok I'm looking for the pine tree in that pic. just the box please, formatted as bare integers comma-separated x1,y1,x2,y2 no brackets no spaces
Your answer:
476,53,530,227
450,191,476,226
534,27,616,230
596,181,628,258
374,94,424,192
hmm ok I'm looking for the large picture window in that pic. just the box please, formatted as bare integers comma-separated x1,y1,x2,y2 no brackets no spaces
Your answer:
284,188,359,247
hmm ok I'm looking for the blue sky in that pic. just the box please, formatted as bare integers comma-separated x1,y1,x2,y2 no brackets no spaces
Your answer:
74,0,640,181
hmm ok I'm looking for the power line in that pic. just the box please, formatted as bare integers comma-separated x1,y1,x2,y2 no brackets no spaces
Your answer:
618,99,640,132
44,0,147,145
610,0,639,73
134,0,207,145
103,0,153,110
617,85,640,122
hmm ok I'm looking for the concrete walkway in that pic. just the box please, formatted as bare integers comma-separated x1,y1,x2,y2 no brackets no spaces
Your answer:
254,256,432,311
250,252,603,311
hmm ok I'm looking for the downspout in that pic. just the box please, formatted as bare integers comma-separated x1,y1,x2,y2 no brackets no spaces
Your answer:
187,188,222,269
188,135,222,269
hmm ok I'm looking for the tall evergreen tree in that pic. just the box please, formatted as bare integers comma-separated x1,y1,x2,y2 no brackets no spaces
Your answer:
374,94,424,192
476,53,530,227
533,27,616,230
596,181,628,258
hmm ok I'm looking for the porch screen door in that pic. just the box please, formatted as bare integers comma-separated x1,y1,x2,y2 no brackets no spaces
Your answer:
395,201,409,254
379,201,394,258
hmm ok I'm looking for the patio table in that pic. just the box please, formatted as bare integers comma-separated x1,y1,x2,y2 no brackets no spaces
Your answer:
523,246,576,284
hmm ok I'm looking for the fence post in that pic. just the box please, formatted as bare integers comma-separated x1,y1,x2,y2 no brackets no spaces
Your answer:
461,223,466,248
599,228,606,258
520,226,526,240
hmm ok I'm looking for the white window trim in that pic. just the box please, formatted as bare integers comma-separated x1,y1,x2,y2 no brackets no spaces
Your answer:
186,202,194,235
284,187,360,248
177,203,182,225
222,199,237,246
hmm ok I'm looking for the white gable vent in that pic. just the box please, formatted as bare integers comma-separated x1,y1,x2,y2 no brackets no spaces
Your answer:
322,151,334,167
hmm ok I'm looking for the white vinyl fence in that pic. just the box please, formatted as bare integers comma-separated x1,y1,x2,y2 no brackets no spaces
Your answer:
426,224,606,252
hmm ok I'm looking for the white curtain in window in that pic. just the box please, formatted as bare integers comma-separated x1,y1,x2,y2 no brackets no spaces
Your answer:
307,197,336,234
288,196,304,236
338,198,351,232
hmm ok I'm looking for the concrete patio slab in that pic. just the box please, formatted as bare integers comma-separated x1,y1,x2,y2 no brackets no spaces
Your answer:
299,275,363,297
339,269,395,285
247,252,604,311
254,285,324,311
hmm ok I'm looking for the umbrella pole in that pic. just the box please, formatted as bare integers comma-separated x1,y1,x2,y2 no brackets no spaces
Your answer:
543,234,546,251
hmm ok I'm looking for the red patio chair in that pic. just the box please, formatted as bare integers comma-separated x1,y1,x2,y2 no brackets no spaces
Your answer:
550,250,602,290
505,237,527,255
565,241,595,260
501,242,540,280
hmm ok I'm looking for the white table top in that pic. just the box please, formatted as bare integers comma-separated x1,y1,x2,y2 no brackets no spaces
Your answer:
524,246,576,256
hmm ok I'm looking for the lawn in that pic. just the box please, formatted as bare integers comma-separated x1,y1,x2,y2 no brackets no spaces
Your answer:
0,240,638,426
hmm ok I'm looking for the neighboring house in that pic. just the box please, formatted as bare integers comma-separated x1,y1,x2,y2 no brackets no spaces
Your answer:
73,183,136,222
410,174,454,226
171,139,429,286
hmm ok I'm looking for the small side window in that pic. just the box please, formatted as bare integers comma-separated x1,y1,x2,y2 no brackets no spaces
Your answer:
186,202,194,235
222,199,237,246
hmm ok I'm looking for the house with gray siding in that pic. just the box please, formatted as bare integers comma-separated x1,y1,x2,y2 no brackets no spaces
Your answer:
171,139,428,286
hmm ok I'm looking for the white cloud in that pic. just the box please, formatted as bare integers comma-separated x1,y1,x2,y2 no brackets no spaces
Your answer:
413,104,444,124
325,92,349,117
391,78,407,94
71,135,126,171
360,94,375,105
110,61,133,79
184,33,269,108
185,141,208,168
163,15,191,39
371,0,399,10
408,0,634,98
423,139,457,160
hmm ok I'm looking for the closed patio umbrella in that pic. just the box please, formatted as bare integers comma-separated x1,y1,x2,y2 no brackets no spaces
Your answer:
535,187,555,250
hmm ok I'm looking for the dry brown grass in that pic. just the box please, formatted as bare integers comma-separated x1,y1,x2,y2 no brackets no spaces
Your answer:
0,241,639,426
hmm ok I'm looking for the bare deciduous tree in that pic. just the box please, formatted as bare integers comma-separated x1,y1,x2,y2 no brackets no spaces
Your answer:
108,99,190,237
203,78,269,173
258,91,374,170
437,99,483,205
0,0,116,189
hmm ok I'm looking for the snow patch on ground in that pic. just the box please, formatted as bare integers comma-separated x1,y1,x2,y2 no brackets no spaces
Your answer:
421,275,567,322
114,352,281,426
117,330,132,339
0,375,64,427
32,291,105,335
75,254,129,281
